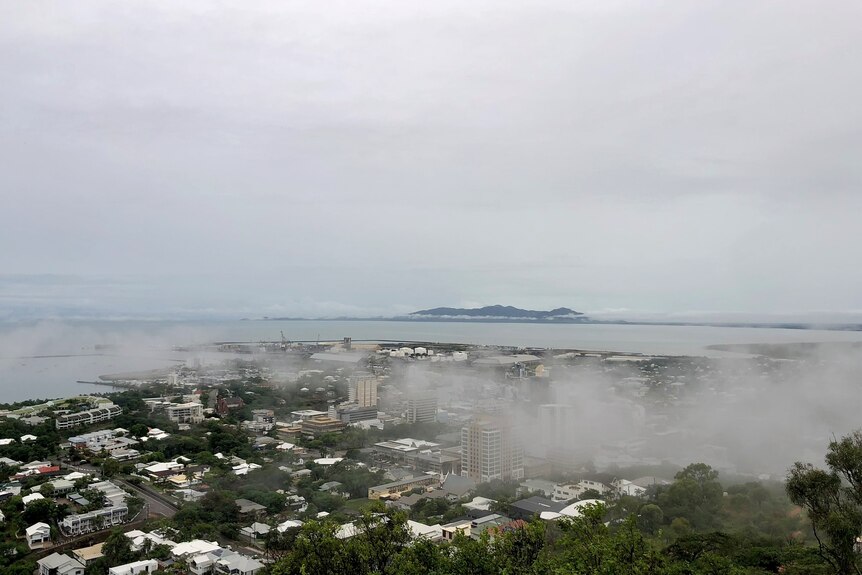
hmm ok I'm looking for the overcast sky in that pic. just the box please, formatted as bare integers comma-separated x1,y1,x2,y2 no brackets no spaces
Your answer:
1,1,861,321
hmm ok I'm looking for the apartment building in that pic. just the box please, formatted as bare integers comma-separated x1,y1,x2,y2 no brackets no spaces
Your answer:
349,375,378,408
460,419,524,483
56,404,122,430
406,394,438,424
60,505,129,535
166,402,204,424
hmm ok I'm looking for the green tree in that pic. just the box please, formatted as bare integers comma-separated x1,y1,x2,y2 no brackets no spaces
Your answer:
22,498,61,524
270,521,351,575
101,458,121,478
657,463,723,531
102,528,136,566
552,503,665,575
638,503,664,535
490,519,546,575
787,430,862,575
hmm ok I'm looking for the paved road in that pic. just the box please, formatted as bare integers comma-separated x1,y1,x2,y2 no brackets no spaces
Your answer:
63,463,178,518
117,480,178,518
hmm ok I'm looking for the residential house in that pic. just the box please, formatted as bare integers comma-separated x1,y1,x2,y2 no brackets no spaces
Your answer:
440,474,477,501
124,530,177,553
37,553,85,575
235,498,267,517
240,522,271,541
216,550,265,575
72,542,104,565
508,496,566,521
318,481,345,496
612,479,647,497
47,478,75,496
552,480,609,502
26,521,52,549
406,520,443,541
519,479,557,498
440,519,472,541
175,488,205,502
217,397,245,416
23,492,45,505
108,559,159,575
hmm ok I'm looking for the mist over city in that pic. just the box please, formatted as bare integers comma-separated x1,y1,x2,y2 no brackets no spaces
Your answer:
2,2,862,574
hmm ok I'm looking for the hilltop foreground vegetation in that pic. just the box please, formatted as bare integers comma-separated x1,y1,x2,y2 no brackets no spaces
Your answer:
265,430,862,575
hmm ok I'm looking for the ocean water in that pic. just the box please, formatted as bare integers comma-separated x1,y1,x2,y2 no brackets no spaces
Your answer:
1,319,861,403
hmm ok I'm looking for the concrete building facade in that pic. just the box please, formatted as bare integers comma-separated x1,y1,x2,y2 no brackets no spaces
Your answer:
166,403,204,424
406,394,437,424
349,375,378,408
56,404,122,430
460,419,524,483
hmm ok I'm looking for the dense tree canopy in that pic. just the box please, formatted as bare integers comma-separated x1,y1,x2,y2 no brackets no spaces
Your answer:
788,430,862,575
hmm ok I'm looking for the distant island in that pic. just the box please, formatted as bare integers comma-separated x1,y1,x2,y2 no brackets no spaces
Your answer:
255,305,590,323
252,307,862,331
406,305,588,322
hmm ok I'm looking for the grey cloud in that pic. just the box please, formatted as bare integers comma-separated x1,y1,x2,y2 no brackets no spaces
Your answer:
1,1,861,318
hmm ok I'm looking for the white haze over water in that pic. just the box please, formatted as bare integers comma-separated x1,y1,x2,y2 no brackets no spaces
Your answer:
1,319,861,475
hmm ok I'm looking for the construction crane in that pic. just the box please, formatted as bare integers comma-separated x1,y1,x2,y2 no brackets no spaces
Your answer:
280,331,288,351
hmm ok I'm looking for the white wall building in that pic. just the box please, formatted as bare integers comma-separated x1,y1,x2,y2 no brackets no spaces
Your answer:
460,419,524,483
108,559,159,575
166,402,204,424
60,505,128,535
56,403,122,430
349,375,378,408
26,522,52,549
38,553,85,575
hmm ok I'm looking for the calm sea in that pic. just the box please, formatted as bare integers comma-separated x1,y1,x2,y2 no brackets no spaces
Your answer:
1,319,861,403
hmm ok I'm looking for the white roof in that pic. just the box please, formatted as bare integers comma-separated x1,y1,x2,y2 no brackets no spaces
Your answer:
232,462,262,476
241,522,270,535
171,540,221,557
407,520,443,540
276,442,295,451
463,496,496,511
108,559,159,575
291,409,327,417
23,493,45,505
145,461,183,474
313,457,343,466
20,434,37,441
559,499,604,518
336,522,359,539
63,471,89,481
277,519,303,532
218,553,264,573
26,522,51,535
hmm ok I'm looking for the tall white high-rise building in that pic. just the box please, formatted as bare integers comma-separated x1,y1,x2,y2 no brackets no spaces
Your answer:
460,419,524,483
406,393,438,424
349,375,378,408
536,404,576,455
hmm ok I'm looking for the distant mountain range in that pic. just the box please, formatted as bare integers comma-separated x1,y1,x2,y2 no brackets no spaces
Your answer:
406,305,587,322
